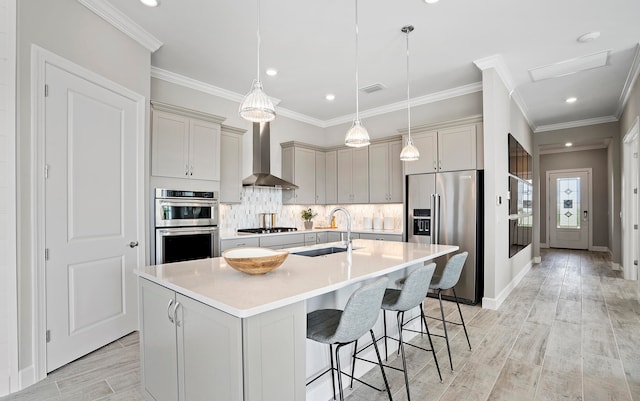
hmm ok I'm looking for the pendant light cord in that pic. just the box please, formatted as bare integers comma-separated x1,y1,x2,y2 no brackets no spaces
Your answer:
256,0,261,81
355,0,360,122
406,29,411,140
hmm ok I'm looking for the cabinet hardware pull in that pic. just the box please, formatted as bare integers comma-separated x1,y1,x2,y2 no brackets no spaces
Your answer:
173,302,182,327
167,299,175,324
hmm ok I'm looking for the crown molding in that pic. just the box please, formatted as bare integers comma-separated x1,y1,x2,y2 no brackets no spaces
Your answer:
616,43,640,119
152,66,482,129
322,82,483,127
221,125,247,136
534,115,618,133
539,142,609,155
151,101,226,124
399,115,483,135
474,54,515,93
77,0,163,52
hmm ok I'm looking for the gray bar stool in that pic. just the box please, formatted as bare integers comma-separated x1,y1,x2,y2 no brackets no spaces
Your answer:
426,251,471,371
306,277,393,401
351,263,442,401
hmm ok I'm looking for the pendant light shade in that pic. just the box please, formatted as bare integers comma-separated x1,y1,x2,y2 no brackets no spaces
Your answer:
345,0,370,147
400,25,419,161
239,80,275,122
239,0,276,123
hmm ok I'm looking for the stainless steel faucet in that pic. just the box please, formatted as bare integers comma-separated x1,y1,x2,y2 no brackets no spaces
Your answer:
328,207,352,252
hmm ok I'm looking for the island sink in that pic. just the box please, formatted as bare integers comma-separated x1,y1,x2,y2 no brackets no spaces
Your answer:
291,246,348,257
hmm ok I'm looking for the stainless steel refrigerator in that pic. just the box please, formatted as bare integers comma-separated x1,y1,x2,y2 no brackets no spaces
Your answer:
405,170,484,304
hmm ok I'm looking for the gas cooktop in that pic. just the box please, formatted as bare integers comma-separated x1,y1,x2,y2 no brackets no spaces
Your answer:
237,227,298,235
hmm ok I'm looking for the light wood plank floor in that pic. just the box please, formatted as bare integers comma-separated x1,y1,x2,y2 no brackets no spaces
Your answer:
3,249,638,401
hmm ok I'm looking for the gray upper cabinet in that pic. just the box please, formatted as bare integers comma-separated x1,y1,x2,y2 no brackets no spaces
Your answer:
337,148,369,204
403,121,480,175
282,143,318,205
315,151,326,204
151,102,224,181
220,125,246,204
325,151,337,204
369,140,403,203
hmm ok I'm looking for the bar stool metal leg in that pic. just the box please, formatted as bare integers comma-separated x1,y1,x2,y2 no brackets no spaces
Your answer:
437,289,454,371
453,287,472,351
420,307,442,382
396,312,412,401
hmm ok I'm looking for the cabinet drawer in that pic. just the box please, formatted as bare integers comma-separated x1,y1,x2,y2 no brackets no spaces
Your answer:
359,233,402,242
259,233,305,248
304,233,317,244
221,237,260,252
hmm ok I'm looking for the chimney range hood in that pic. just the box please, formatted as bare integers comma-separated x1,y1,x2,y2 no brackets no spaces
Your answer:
242,122,298,190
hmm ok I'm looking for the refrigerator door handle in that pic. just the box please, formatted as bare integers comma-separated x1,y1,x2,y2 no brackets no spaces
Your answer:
432,193,440,244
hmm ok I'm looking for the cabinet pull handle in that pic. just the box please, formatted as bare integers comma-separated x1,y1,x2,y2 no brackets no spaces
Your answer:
438,160,442,170
173,302,182,327
433,161,437,170
167,299,175,324
185,164,189,176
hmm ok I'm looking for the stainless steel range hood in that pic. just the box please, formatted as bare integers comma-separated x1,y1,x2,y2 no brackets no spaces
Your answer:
242,122,298,189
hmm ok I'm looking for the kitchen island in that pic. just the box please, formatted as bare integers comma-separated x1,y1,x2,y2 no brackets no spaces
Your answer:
137,239,459,401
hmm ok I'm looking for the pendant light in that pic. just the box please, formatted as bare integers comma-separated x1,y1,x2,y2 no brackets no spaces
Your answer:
344,0,370,147
239,0,276,123
400,25,420,161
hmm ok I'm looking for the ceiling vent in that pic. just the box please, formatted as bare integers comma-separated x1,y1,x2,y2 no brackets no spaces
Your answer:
360,83,386,94
528,51,609,82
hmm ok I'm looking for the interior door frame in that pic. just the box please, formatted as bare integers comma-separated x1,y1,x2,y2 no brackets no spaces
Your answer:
622,116,639,280
30,45,146,382
546,168,593,250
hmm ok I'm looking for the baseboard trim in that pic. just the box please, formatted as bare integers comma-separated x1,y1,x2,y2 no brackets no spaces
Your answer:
533,256,541,264
18,365,36,392
540,243,549,249
612,262,621,271
590,246,609,252
482,260,532,310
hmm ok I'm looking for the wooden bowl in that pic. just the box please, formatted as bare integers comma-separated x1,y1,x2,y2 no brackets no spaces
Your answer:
222,247,289,275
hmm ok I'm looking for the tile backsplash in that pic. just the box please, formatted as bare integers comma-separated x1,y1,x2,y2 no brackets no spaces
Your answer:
219,187,403,235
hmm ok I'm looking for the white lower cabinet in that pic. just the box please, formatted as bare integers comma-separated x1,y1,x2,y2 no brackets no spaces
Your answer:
140,278,306,401
140,278,242,401
220,237,260,252
358,233,402,242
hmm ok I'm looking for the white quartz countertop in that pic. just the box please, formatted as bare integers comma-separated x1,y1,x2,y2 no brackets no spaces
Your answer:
136,239,458,318
219,228,403,240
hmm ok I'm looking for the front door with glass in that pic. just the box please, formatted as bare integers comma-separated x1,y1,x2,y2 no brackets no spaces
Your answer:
548,170,590,249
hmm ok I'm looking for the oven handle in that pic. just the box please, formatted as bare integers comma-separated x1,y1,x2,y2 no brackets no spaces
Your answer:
157,199,218,208
157,226,218,237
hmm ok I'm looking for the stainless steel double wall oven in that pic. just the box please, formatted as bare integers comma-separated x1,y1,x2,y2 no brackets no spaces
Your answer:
154,189,219,264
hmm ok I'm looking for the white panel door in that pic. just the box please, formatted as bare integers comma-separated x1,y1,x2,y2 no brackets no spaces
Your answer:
549,170,589,249
45,63,139,372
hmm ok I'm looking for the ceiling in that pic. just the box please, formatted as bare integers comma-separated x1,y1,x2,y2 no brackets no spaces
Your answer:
104,0,640,132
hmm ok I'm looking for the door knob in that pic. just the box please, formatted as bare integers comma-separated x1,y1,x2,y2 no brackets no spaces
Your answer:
128,241,139,248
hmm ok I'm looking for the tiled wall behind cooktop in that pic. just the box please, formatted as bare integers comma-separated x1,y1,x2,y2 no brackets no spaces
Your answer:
219,187,403,235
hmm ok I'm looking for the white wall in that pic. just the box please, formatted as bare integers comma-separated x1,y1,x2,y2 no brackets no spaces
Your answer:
481,67,534,309
0,0,16,395
15,0,151,388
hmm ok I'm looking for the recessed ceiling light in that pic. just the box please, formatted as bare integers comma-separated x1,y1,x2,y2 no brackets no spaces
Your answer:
265,68,278,77
577,31,600,43
325,94,335,101
566,97,577,103
139,0,159,7
565,142,573,147
424,0,440,3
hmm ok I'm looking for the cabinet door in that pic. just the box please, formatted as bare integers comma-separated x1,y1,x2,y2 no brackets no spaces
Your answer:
437,124,476,172
359,233,402,242
140,279,179,401
316,231,328,244
388,140,403,202
369,143,390,203
152,111,189,178
325,151,337,204
315,151,326,204
189,119,220,180
337,149,353,203
294,147,316,204
352,147,369,203
327,231,342,242
220,132,242,203
281,147,295,204
403,131,437,175
177,294,243,401
221,237,260,252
